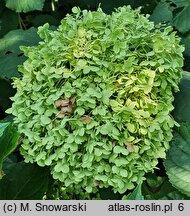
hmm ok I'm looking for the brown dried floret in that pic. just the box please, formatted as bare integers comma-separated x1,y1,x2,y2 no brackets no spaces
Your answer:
80,115,92,124
55,96,76,118
125,142,135,152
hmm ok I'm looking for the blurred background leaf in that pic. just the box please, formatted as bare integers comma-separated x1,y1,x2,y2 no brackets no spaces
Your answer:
164,123,190,197
0,161,50,199
0,122,19,179
142,175,190,200
173,1,190,33
0,28,41,55
173,71,190,122
5,0,45,13
122,183,144,200
0,9,18,38
150,0,173,23
0,54,25,79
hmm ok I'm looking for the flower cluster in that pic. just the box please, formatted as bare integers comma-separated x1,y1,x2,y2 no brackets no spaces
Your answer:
7,6,184,194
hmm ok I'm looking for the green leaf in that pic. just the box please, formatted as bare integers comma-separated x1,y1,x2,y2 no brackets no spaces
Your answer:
164,123,190,197
0,53,26,78
171,0,189,7
3,155,18,172
181,35,190,57
150,0,173,24
122,183,144,200
142,176,190,200
173,71,190,122
0,28,41,55
5,0,45,13
0,122,19,179
0,161,50,199
172,1,190,33
0,0,4,14
0,9,18,37
0,122,10,137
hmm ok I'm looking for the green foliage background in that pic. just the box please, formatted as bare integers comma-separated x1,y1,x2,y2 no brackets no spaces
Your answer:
0,0,190,200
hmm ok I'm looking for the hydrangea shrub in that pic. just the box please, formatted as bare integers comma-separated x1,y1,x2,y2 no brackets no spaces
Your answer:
7,6,184,194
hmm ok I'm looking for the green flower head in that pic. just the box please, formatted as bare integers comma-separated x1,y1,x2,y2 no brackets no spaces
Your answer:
7,6,184,194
